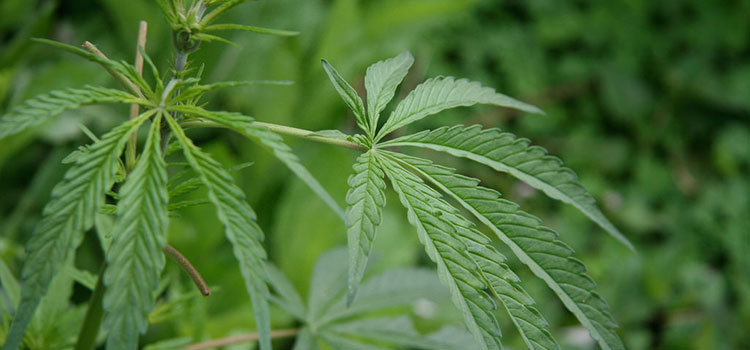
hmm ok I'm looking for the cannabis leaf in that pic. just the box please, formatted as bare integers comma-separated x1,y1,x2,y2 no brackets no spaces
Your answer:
377,153,503,350
164,114,272,350
375,77,543,141
265,247,478,349
0,86,143,140
322,51,629,349
364,51,414,136
170,105,345,219
395,153,625,350
389,152,563,350
102,114,169,350
380,125,633,250
344,151,386,304
3,111,153,350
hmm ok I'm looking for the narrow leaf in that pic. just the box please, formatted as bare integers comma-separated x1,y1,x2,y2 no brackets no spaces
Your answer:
345,151,387,305
0,86,141,140
321,59,369,135
364,51,414,135
381,125,634,250
2,111,152,350
170,105,345,220
330,316,476,350
102,114,169,350
205,23,299,36
376,77,543,140
164,114,272,350
376,153,503,350
265,263,306,320
395,153,625,350
391,152,561,350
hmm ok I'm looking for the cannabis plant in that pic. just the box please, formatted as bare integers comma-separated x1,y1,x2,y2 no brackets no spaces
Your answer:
1,0,633,349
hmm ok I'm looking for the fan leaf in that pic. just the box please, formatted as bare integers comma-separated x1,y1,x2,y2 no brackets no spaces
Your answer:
393,152,625,350
102,113,169,350
164,114,272,350
2,111,152,350
381,125,633,250
364,51,414,135
376,153,503,350
0,86,143,140
169,105,345,220
345,151,387,305
376,77,542,141
390,152,561,350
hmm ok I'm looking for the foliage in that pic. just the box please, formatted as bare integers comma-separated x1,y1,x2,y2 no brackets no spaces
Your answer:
1,0,747,350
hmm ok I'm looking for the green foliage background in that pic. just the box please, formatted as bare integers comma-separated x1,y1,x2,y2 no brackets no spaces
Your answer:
0,0,748,349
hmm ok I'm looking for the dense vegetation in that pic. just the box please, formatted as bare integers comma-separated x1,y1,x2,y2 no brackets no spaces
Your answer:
1,0,748,349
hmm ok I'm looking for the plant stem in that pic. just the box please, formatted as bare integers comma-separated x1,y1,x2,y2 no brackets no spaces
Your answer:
74,263,106,350
163,244,210,296
185,328,298,350
81,41,144,99
126,21,148,172
181,120,363,150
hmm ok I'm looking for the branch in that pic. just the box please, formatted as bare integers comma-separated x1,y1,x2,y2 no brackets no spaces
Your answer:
185,328,298,350
181,120,364,150
127,21,149,172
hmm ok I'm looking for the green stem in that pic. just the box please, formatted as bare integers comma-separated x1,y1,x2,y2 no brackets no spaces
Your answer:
74,263,107,350
181,120,363,150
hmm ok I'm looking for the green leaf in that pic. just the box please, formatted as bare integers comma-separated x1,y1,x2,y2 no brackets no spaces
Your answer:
204,23,299,36
376,153,503,350
265,263,306,320
307,248,348,324
0,258,20,315
376,78,543,141
364,51,414,136
102,114,169,350
321,59,369,135
381,125,634,250
390,153,561,350
0,86,141,140
199,0,251,26
345,151,387,305
164,114,272,350
170,105,345,220
2,111,152,350
292,327,320,350
172,80,293,104
328,316,478,350
394,153,625,350
318,268,447,326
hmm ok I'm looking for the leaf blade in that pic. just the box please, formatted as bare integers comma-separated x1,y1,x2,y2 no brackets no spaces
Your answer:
394,152,625,350
391,152,561,350
364,51,414,135
381,125,634,250
102,114,169,349
2,111,152,350
165,114,272,350
376,153,503,350
345,151,387,305
321,59,369,135
0,86,142,141
376,77,542,140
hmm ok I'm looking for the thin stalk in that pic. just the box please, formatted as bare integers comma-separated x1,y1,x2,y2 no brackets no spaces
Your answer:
185,328,298,350
81,41,144,99
163,244,210,296
181,120,364,150
127,20,148,172
73,263,106,350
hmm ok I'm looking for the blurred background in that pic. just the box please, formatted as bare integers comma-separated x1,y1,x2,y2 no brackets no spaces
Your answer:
0,0,748,349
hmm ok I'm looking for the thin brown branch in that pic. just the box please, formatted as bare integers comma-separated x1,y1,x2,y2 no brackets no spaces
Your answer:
163,244,210,296
127,21,149,171
81,41,144,99
185,328,299,350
